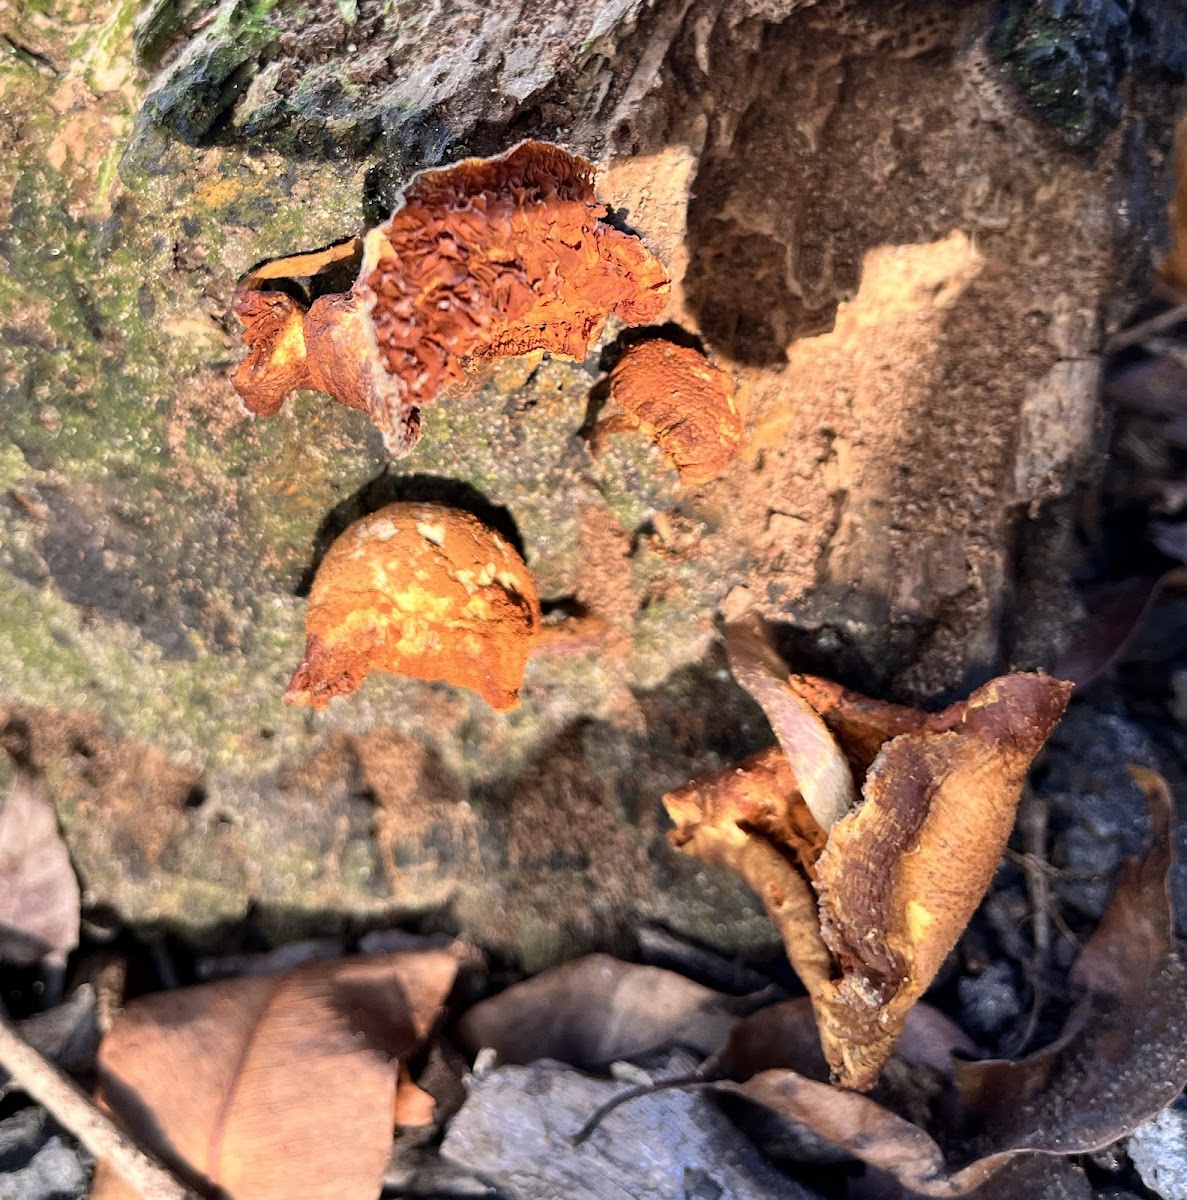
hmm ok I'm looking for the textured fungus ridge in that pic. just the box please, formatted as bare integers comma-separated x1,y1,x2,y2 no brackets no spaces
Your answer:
232,142,671,455
286,503,541,711
600,340,741,485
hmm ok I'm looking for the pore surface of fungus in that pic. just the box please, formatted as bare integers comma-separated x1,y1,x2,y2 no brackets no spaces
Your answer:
595,339,741,485
664,619,1072,1090
286,502,541,711
231,142,670,455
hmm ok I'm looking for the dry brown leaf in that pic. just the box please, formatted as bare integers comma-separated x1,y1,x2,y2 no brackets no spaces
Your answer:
709,768,1187,1197
231,141,669,456
705,997,975,1086
1053,568,1187,688
952,765,1187,1154
665,621,1071,1089
92,947,461,1200
285,502,541,711
456,953,752,1070
0,770,80,967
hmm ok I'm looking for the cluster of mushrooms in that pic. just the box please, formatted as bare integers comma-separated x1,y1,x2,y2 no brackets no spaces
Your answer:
232,140,741,711
231,141,1070,1093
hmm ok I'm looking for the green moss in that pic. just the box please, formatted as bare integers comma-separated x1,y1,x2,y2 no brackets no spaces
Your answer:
0,573,308,768
990,0,1131,147
0,445,31,492
138,0,280,143
75,0,139,81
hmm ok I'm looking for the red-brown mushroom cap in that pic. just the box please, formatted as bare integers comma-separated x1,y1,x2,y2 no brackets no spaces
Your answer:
230,142,670,457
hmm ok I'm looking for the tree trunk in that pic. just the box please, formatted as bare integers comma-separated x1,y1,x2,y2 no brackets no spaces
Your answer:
0,0,1182,958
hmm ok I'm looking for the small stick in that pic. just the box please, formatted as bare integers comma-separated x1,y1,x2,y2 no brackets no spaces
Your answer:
572,1072,709,1145
0,1008,198,1200
1011,789,1052,1056
1105,304,1187,354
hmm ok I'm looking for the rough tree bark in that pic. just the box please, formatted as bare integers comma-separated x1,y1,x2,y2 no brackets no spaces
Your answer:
0,0,1183,961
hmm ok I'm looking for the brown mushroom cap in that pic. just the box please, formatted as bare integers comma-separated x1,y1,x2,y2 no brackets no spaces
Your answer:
285,502,541,711
607,340,741,485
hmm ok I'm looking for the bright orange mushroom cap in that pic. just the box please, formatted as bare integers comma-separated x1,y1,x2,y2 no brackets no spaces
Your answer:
606,340,741,485
285,502,541,711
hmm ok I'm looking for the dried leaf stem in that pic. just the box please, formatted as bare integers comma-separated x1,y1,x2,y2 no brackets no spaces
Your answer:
0,1007,199,1200
1104,303,1187,353
571,1072,709,1145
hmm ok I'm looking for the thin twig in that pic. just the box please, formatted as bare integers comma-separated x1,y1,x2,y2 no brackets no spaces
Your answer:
1049,905,1081,953
572,1073,709,1145
1105,304,1187,354
0,1008,199,1200
1009,790,1051,1056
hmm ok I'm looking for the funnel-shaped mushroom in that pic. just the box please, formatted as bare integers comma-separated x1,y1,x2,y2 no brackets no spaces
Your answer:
286,503,541,711
664,618,1072,1089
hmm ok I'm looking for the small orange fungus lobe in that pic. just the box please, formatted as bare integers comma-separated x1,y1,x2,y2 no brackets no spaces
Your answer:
601,340,741,485
233,290,310,417
231,141,670,456
285,503,541,711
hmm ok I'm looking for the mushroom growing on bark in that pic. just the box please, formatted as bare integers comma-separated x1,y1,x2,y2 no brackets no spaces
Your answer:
592,339,741,485
664,618,1072,1090
231,141,670,455
286,502,541,711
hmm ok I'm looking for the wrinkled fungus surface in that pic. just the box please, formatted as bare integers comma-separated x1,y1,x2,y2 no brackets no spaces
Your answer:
232,142,670,455
602,340,741,485
286,503,541,711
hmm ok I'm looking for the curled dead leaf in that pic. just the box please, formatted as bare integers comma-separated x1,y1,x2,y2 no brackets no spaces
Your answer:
665,620,1072,1089
457,954,756,1070
231,142,670,456
594,339,741,485
92,947,461,1200
710,768,1187,1196
285,502,541,711
0,770,80,968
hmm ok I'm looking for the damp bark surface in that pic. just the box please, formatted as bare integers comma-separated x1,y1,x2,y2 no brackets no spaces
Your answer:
0,0,1184,958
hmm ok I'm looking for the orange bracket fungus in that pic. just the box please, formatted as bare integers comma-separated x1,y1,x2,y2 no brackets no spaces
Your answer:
664,617,1072,1091
231,141,671,456
592,339,741,485
286,502,541,711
